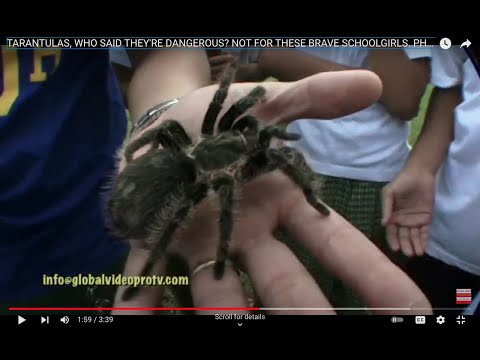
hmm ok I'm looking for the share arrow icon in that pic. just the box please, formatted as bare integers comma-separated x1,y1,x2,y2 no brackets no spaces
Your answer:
461,39,471,48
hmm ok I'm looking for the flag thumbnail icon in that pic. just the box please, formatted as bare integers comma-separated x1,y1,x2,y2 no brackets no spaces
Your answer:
456,289,472,304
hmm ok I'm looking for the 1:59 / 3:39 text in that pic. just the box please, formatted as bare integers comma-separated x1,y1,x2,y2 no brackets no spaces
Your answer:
77,316,114,324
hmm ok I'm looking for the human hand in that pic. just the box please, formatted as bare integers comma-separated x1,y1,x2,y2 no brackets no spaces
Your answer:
382,169,436,257
209,53,236,83
112,69,432,315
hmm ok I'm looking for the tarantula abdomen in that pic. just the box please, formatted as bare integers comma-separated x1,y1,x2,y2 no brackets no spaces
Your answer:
107,148,198,242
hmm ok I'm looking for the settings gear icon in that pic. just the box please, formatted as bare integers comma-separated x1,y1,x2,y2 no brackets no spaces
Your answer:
436,315,446,324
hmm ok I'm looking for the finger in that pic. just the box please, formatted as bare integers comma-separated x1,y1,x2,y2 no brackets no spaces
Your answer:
398,227,414,257
162,197,250,315
189,262,249,315
211,73,221,82
283,196,432,314
409,228,424,256
254,70,383,124
240,235,335,315
211,65,228,75
419,225,430,253
112,244,167,315
386,224,400,252
209,54,236,66
381,187,393,225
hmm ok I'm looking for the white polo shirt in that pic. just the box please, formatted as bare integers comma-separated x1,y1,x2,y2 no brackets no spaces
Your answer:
287,48,431,182
426,46,480,276
463,291,480,315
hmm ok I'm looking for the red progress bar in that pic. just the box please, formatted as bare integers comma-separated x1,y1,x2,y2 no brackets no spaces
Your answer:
9,307,260,311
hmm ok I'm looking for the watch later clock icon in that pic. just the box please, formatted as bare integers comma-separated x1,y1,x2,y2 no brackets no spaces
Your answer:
440,37,452,49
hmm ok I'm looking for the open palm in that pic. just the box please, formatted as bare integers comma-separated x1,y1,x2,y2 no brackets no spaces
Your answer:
113,70,432,315
382,169,436,256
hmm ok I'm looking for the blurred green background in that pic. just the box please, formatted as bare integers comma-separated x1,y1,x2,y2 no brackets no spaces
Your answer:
409,83,433,146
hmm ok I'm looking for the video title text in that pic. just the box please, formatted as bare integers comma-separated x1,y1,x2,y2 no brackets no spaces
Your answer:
5,37,433,49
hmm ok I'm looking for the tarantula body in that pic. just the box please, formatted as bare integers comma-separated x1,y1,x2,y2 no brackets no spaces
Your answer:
108,65,331,301
109,132,259,243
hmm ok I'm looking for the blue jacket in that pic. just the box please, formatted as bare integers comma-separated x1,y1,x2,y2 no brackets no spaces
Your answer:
0,48,129,301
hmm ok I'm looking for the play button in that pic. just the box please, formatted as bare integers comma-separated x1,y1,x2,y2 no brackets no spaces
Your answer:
18,316,26,325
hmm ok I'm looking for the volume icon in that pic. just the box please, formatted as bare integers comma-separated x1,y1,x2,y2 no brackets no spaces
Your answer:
60,316,69,324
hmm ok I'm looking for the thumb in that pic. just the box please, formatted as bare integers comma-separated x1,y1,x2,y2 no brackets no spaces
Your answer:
381,186,394,226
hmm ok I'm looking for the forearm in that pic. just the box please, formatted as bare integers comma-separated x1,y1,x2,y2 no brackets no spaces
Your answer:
235,63,268,82
127,50,211,123
406,86,460,174
258,49,354,82
368,50,430,120
115,50,211,312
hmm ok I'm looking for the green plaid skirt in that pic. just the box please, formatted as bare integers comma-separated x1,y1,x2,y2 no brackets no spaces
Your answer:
277,173,396,314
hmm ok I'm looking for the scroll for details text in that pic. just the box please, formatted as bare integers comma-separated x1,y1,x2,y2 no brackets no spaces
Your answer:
43,274,189,287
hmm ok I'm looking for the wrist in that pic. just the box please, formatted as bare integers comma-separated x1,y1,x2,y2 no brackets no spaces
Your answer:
405,140,450,176
130,98,180,137
404,157,440,176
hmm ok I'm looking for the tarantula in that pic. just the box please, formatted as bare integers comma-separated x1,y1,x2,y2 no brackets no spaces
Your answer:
107,65,331,301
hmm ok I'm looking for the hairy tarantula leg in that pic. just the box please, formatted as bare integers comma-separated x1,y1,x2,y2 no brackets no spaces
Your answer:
161,119,193,147
201,64,236,136
153,131,180,152
150,120,193,152
211,175,235,279
121,182,210,302
237,149,274,182
124,132,156,163
232,115,259,133
124,120,191,162
258,125,301,148
266,148,330,216
217,86,266,133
